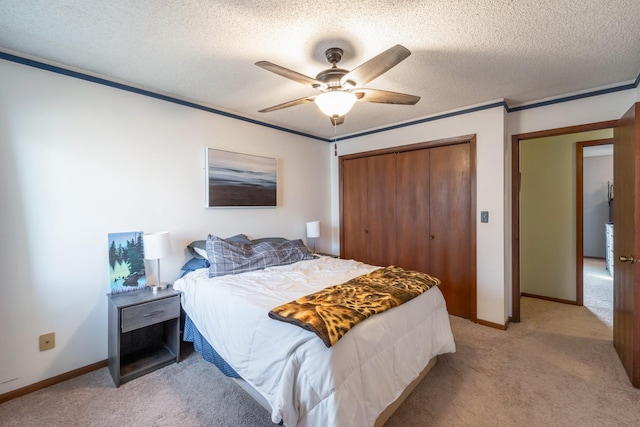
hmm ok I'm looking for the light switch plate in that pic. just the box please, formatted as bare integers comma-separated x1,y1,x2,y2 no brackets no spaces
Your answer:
481,211,489,223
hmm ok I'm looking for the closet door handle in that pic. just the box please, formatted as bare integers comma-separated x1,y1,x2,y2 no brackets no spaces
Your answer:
364,229,369,234
429,235,435,240
619,255,634,263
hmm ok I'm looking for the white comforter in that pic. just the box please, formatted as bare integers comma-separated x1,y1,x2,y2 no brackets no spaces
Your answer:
174,256,455,427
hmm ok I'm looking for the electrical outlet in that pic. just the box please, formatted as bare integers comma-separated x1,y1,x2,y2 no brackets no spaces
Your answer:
39,332,55,351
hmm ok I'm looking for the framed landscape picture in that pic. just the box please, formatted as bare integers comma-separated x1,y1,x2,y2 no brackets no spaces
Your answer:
206,148,277,207
108,231,146,294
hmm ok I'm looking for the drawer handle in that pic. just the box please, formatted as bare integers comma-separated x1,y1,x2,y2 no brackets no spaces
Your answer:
143,310,164,317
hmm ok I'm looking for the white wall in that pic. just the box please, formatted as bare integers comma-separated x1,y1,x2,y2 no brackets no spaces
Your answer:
506,89,635,311
0,59,332,394
334,106,508,326
508,90,636,136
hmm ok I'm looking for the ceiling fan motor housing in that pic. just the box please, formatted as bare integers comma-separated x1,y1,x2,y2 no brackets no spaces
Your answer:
316,68,348,88
314,47,349,89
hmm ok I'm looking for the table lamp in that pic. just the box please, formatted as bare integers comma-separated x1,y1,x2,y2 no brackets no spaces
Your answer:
306,221,320,254
143,231,172,291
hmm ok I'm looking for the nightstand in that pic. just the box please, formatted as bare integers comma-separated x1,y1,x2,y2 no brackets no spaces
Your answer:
107,287,181,387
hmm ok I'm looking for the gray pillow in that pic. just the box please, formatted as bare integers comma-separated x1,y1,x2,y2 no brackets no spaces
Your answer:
187,240,207,259
188,234,253,259
251,237,288,244
225,234,253,245
206,235,314,277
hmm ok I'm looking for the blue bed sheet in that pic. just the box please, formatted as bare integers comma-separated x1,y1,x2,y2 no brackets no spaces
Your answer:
183,315,240,378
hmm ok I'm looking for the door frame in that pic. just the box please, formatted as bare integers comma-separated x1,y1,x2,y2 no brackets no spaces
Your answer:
576,138,614,306
339,134,477,322
511,121,616,322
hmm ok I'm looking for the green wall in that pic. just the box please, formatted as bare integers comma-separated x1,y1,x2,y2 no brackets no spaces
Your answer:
520,129,612,301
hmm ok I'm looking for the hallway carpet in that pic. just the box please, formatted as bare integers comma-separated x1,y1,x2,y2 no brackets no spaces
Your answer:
583,258,613,328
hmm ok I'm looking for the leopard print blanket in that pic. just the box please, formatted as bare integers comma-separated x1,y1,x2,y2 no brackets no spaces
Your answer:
268,266,440,347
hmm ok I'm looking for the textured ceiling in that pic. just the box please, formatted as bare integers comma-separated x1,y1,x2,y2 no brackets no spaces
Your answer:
1,0,639,140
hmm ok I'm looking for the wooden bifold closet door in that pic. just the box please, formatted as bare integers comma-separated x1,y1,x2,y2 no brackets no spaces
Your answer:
340,139,475,319
342,153,398,267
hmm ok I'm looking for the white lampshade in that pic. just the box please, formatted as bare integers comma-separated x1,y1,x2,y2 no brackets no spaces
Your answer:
314,91,357,117
143,231,172,260
306,221,320,239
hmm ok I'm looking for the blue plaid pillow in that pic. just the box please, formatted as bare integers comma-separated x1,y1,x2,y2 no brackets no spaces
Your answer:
206,235,314,277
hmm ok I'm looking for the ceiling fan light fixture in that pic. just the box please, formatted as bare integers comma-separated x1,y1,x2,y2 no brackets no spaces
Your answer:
314,91,357,118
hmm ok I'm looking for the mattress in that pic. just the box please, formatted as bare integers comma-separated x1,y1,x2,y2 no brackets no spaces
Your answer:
173,256,455,427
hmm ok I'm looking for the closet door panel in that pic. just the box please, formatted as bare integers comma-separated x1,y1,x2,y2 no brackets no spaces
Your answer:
429,143,472,318
396,149,431,272
342,157,369,262
367,154,397,267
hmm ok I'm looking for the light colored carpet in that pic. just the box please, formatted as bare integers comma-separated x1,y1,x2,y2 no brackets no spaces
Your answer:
583,258,613,328
1,297,638,426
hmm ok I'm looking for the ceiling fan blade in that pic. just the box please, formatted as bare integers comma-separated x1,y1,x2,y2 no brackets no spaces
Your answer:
258,95,316,113
255,61,325,88
330,115,345,126
340,44,411,88
353,88,420,105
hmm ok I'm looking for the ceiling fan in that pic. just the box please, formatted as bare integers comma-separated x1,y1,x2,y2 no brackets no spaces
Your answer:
255,44,420,125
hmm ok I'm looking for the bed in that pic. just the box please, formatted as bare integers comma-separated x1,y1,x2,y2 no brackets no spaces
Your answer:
173,235,456,427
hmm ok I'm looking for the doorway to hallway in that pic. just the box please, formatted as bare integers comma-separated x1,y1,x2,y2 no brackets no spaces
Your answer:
583,257,613,329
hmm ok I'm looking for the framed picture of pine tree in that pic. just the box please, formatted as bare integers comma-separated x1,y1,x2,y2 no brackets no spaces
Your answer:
108,231,147,294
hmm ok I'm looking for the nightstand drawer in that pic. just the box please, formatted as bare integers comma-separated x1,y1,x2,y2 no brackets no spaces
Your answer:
121,297,180,333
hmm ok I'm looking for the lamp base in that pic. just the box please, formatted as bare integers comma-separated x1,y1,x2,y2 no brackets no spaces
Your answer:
148,283,167,292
